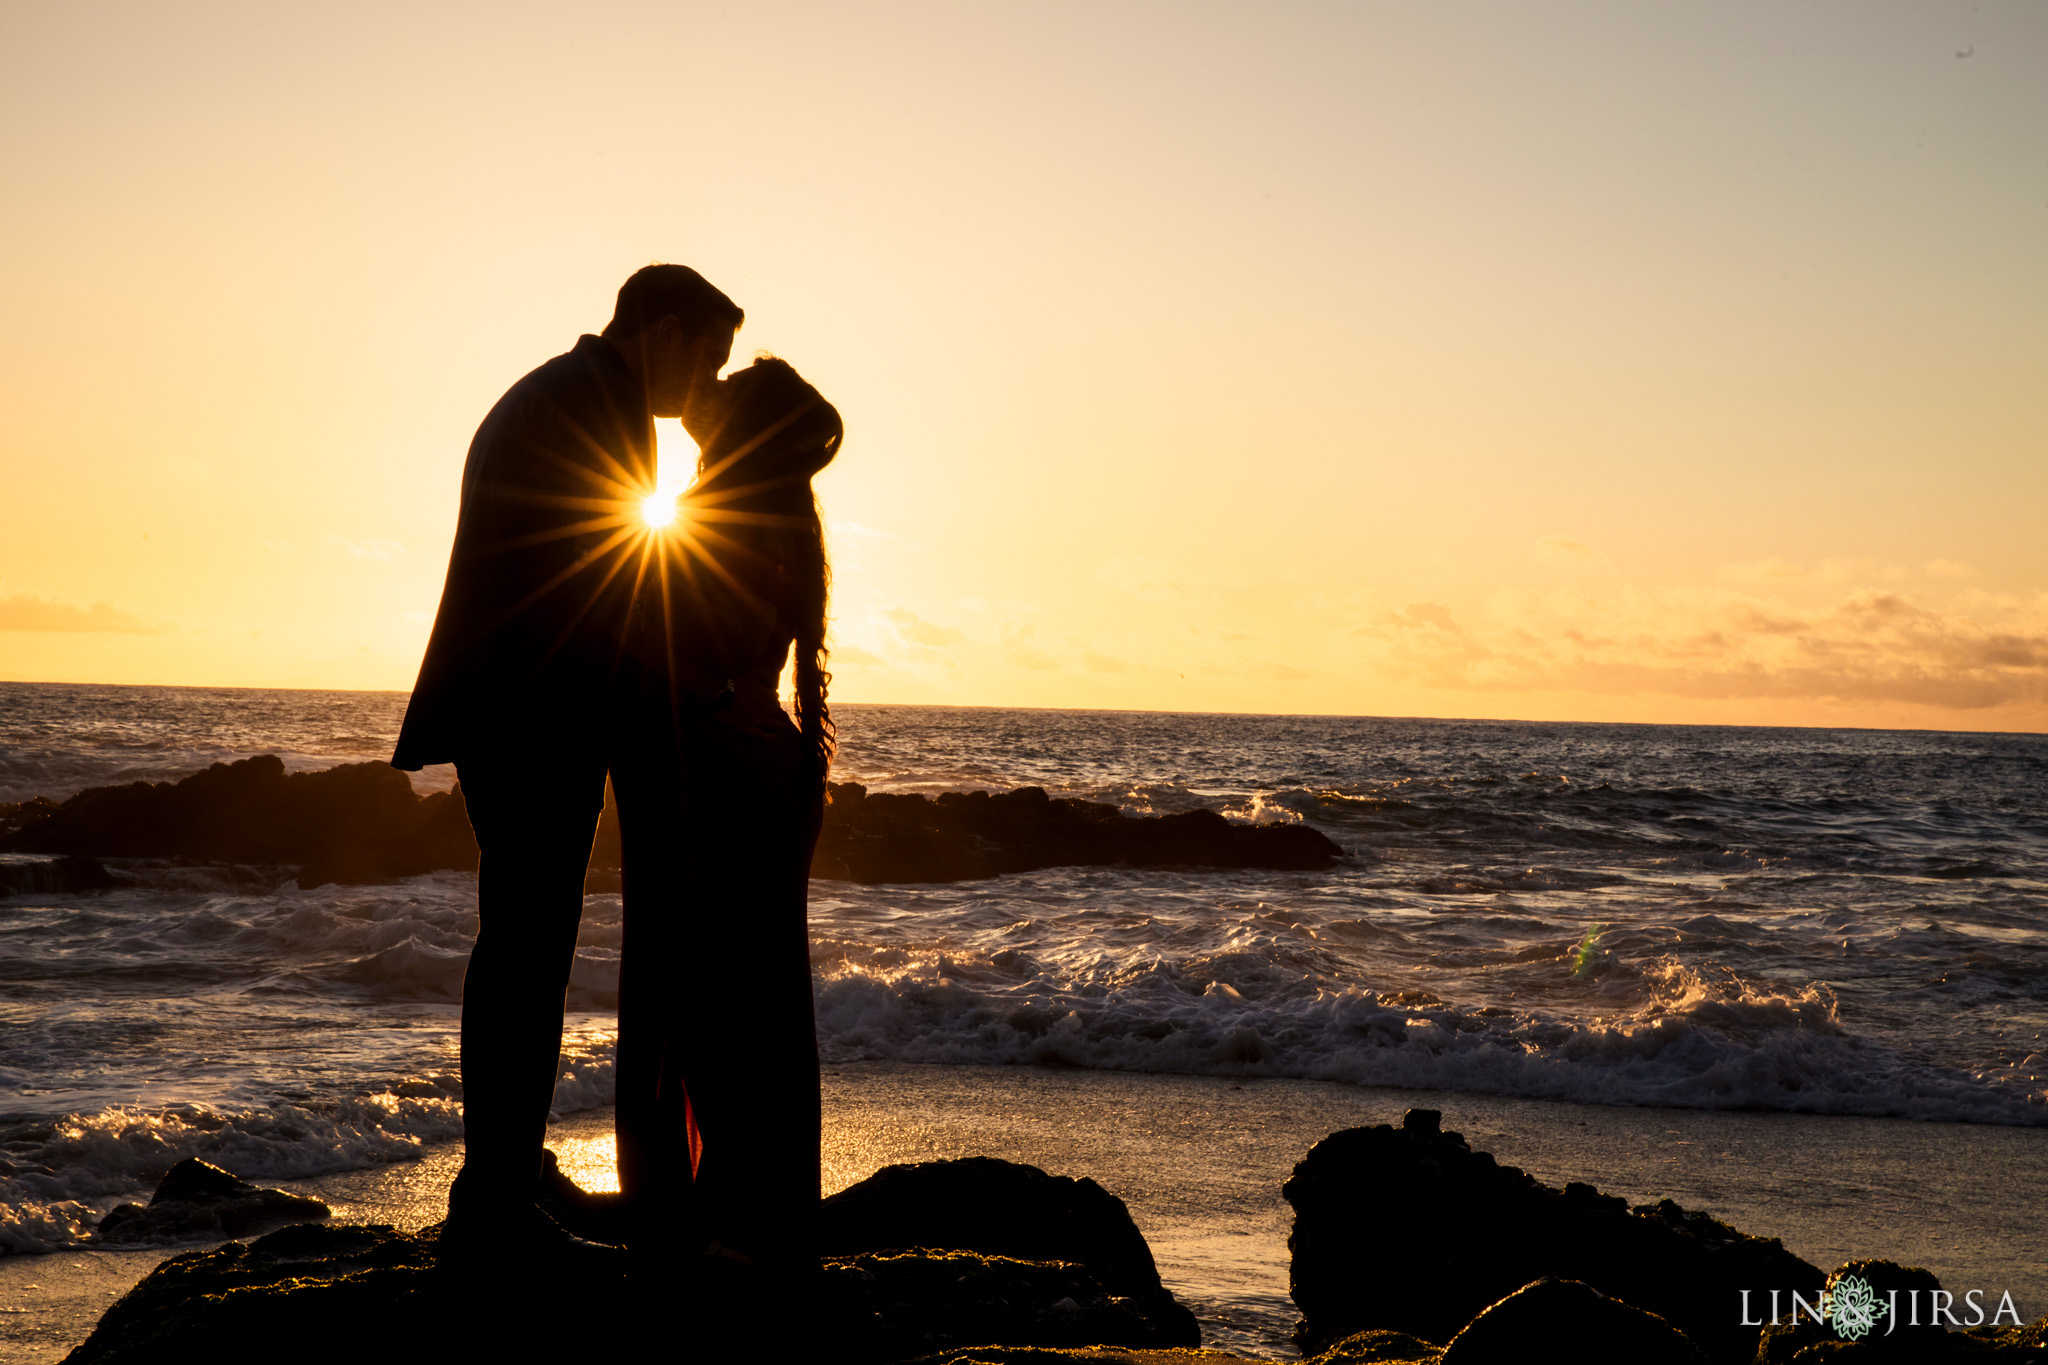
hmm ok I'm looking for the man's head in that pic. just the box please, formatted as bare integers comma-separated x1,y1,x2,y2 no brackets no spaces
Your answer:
602,264,743,428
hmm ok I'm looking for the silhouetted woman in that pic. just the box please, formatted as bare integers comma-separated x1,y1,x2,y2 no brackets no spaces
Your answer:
614,355,840,1295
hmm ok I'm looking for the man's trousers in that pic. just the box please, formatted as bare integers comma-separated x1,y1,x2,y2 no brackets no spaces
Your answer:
454,699,822,1266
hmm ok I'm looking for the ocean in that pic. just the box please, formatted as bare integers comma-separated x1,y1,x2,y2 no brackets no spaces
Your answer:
2,679,2046,1344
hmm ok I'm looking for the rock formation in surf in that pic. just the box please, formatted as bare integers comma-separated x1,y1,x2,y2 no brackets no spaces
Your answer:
817,1155,1200,1347
1283,1108,1821,1365
810,782,1341,883
1,756,475,888
66,1157,1202,1364
94,1158,330,1245
1433,1278,1706,1363
61,1142,2048,1363
3,755,1343,890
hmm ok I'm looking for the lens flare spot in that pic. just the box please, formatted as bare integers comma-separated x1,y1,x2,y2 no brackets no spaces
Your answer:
641,492,679,530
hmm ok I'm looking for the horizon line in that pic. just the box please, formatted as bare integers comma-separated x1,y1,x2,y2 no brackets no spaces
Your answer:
1,676,2041,740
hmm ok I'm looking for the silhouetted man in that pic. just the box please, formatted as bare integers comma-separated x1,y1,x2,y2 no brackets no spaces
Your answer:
391,264,740,1248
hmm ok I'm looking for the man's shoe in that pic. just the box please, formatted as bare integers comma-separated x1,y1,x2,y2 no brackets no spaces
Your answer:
438,1173,624,1269
438,1201,625,1268
535,1148,631,1246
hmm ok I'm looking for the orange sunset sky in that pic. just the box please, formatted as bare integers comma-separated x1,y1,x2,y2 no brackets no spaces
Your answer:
3,2,2044,731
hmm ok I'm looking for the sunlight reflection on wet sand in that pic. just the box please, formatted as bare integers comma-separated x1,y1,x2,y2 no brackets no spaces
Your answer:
552,1127,622,1193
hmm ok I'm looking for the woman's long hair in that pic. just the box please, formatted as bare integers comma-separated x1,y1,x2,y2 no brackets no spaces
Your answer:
690,356,841,773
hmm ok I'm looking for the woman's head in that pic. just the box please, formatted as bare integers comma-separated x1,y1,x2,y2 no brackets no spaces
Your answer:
691,355,841,776
694,355,841,497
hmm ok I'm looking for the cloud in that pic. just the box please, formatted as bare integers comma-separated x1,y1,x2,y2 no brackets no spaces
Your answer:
885,608,964,647
1402,601,1463,633
1002,623,1060,670
0,590,161,634
329,536,406,561
1351,601,1464,638
1533,535,1605,565
1924,559,1978,579
830,643,886,666
1343,584,2048,711
826,520,894,572
1716,557,1877,586
1716,557,1812,584
1094,555,1206,606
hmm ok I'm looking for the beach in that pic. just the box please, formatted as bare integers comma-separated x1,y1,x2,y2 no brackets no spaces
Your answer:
9,1061,2046,1362
4,687,2045,1358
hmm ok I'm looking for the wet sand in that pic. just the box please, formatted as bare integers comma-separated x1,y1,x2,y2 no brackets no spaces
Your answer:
8,1063,2045,1361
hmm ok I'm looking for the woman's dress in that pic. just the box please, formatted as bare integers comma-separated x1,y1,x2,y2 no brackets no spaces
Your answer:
613,519,827,1273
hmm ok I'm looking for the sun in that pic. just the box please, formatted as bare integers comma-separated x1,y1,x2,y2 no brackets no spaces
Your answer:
641,490,679,530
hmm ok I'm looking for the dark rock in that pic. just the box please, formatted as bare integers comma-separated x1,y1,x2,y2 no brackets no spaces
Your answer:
0,795,60,842
894,1353,1204,1365
62,1221,1192,1365
810,782,1343,883
819,1156,1200,1347
825,1247,1195,1360
1439,1279,1705,1364
820,1157,1164,1299
1310,1327,1445,1362
8,756,479,885
894,1353,1243,1365
242,1221,404,1262
7,756,1342,888
1283,1114,1822,1365
0,854,117,898
64,1223,556,1365
93,1158,329,1243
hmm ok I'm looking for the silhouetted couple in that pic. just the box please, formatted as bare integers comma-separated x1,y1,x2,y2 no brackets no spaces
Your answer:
390,265,839,1301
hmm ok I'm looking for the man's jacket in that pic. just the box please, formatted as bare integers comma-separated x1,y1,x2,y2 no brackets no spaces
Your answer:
391,335,654,770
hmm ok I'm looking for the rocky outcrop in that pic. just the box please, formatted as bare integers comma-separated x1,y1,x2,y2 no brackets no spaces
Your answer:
1283,1109,1821,1365
1307,1329,1445,1363
63,1222,1197,1365
1437,1279,1705,1364
6,757,1342,889
65,1223,508,1364
6,756,478,887
811,784,1341,882
62,1133,2048,1363
897,1353,1259,1365
94,1158,330,1244
1297,1259,2048,1365
819,1156,1200,1346
826,1247,1197,1360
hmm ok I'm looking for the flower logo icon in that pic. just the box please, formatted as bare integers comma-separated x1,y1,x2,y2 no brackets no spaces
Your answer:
1828,1274,1887,1341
